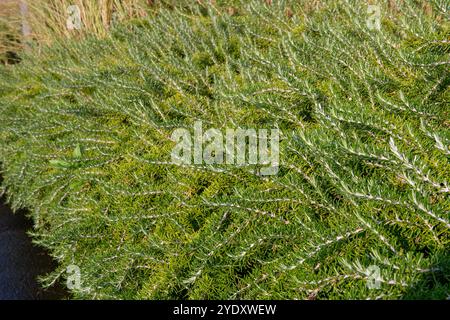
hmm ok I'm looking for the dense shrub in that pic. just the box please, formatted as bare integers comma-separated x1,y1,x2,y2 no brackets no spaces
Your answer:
0,0,448,299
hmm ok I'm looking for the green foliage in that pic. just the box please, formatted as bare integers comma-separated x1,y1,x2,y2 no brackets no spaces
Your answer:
0,0,448,299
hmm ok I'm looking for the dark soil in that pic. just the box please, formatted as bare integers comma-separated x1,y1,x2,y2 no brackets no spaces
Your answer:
0,199,67,300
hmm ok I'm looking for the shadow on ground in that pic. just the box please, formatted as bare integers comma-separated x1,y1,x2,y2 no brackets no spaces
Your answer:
0,198,68,300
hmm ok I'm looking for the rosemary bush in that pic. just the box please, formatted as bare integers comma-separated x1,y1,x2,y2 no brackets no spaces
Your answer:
0,0,448,299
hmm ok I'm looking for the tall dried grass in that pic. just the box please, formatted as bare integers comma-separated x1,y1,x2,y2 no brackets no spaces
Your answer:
24,0,149,44
0,0,21,63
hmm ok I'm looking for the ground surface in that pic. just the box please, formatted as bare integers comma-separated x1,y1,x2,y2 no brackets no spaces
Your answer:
0,199,66,299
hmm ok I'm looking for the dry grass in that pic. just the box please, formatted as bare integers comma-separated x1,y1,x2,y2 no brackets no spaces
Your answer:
1,0,151,60
24,0,149,44
0,0,205,58
0,0,22,63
